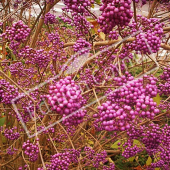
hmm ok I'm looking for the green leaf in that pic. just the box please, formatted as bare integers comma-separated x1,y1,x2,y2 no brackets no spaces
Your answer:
146,156,152,166
2,135,6,143
0,117,6,126
133,139,140,146
111,140,121,149
128,156,135,162
95,0,101,4
153,93,161,106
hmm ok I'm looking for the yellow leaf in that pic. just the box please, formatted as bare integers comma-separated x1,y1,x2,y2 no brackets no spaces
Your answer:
99,32,105,41
89,20,99,33
8,71,11,77
146,156,152,166
107,157,114,163
153,93,161,106
88,19,106,40
87,140,94,145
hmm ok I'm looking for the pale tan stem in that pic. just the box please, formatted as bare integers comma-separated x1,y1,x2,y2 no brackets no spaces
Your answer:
30,0,60,48
148,0,158,18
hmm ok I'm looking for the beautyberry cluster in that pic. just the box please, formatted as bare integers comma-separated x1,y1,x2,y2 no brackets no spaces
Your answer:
5,62,37,87
130,15,164,54
159,67,170,96
4,127,20,140
7,146,18,155
19,47,50,69
159,82,170,96
159,101,170,111
1,20,30,42
63,0,93,13
84,147,106,168
160,67,170,80
94,75,159,131
46,149,80,170
0,79,19,104
122,145,143,158
44,12,56,25
73,38,91,55
108,30,119,40
126,123,170,164
59,11,93,37
98,0,133,33
22,140,39,162
47,76,87,126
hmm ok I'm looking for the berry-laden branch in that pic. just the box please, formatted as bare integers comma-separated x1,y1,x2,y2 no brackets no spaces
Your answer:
64,37,170,50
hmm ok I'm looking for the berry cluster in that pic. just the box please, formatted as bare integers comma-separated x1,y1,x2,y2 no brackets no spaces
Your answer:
108,30,119,40
122,145,142,158
84,147,107,168
108,75,158,105
98,0,133,33
79,68,99,88
44,12,56,25
94,75,159,131
160,67,170,81
4,127,20,140
94,102,134,131
112,71,134,86
129,15,164,54
59,11,93,37
83,147,115,169
19,47,50,69
149,160,169,170
5,62,37,87
159,101,170,111
136,95,159,119
125,123,170,168
103,163,115,170
159,82,170,96
22,140,39,162
47,76,87,126
18,46,36,59
159,67,170,96
1,20,30,42
7,147,18,155
118,45,133,60
1,21,30,54
48,32,64,47
0,79,19,104
141,124,162,155
63,0,93,13
93,151,108,168
46,149,80,170
73,38,91,55
32,49,50,68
